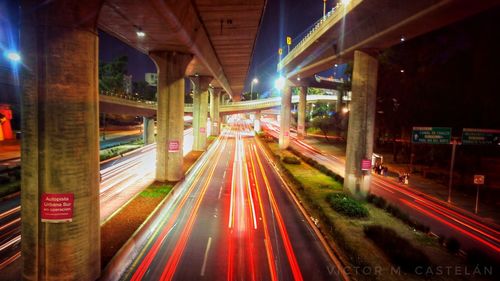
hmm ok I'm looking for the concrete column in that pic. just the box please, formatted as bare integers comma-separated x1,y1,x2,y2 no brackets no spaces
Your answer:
143,117,155,144
209,87,221,136
190,76,212,151
20,1,103,280
344,50,378,198
254,111,261,133
297,86,307,139
150,51,192,182
279,85,292,149
336,90,344,113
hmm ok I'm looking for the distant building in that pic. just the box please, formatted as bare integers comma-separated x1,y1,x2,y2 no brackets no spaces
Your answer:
145,73,158,86
123,74,132,94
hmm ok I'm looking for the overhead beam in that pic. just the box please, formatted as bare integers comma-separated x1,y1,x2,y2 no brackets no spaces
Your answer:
149,0,233,96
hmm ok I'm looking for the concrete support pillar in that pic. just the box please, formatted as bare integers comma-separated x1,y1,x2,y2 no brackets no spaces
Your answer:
336,91,344,113
150,51,192,182
344,51,378,198
143,117,155,144
297,86,307,139
190,76,212,151
279,85,292,149
254,111,261,133
209,87,221,136
20,1,103,280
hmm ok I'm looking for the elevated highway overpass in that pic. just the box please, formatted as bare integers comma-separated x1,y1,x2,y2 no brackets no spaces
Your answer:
99,93,347,116
276,0,500,197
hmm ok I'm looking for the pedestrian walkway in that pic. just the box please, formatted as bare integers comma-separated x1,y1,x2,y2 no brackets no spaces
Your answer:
301,135,500,226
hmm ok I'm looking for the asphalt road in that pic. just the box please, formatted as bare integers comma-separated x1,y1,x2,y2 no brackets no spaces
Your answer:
120,124,339,281
262,121,500,262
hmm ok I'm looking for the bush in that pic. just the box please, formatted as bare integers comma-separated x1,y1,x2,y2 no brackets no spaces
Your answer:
438,235,446,246
326,193,369,218
367,194,387,209
384,203,430,234
364,225,431,273
282,156,300,164
445,237,461,254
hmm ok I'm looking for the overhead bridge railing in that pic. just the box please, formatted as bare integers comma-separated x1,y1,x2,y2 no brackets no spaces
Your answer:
99,93,346,114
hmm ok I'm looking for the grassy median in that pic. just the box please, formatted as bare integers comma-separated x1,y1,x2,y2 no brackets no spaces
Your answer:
260,136,492,281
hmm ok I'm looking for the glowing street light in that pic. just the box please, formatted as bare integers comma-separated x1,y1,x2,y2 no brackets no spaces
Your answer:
5,51,21,62
250,78,259,100
136,28,146,38
274,76,285,91
341,0,351,5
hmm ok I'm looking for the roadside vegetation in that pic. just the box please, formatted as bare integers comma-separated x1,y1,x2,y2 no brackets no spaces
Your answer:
99,139,144,161
101,183,173,269
100,147,208,270
257,133,496,281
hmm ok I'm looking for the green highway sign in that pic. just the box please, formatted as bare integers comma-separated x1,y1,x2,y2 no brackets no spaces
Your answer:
462,128,500,145
412,127,451,144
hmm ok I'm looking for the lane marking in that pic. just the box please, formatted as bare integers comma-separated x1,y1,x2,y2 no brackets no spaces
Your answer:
200,237,213,276
218,184,224,200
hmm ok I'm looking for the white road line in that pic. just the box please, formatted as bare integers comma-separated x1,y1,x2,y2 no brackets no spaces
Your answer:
200,237,213,276
218,184,224,199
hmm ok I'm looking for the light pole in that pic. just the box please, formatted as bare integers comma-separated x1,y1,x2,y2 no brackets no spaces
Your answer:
250,78,258,100
323,0,327,18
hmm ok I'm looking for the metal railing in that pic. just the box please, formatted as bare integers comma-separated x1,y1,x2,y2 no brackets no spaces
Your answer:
99,92,348,113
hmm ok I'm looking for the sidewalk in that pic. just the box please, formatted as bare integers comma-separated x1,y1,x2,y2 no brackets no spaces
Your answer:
301,135,500,226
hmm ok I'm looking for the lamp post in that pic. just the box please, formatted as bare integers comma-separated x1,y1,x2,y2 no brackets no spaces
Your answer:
250,78,259,100
323,0,327,18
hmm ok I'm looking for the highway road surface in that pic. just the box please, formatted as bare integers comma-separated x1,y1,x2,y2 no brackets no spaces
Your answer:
120,124,340,281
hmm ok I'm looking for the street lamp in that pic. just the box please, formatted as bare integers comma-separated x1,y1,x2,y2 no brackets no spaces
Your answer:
5,51,21,62
274,76,285,91
250,78,259,100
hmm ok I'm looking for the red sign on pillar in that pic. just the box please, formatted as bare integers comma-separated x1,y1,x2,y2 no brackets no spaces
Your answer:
200,127,206,134
361,159,372,171
284,131,289,137
41,193,74,223
168,140,180,152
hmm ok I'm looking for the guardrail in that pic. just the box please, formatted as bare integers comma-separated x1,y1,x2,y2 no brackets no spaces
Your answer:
99,93,348,113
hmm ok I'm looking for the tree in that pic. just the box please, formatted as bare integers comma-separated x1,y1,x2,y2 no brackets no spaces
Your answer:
312,116,334,141
133,81,156,101
99,56,128,94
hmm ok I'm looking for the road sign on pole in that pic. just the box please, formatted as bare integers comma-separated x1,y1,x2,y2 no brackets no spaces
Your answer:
412,127,452,144
473,175,485,185
361,159,371,171
462,128,500,145
473,175,485,214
